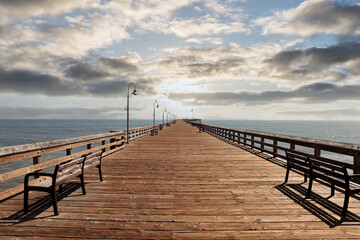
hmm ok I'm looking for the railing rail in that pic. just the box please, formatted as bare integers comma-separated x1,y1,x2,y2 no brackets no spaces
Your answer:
185,120,360,175
0,123,163,201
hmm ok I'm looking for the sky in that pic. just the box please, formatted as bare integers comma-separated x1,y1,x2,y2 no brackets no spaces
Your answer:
0,0,360,120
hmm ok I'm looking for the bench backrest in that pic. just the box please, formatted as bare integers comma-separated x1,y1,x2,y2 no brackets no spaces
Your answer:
54,156,86,185
84,151,102,168
286,151,309,172
287,151,350,187
307,156,348,186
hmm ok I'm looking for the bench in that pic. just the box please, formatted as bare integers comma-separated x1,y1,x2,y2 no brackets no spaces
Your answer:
198,125,204,133
24,151,103,215
83,151,103,182
284,151,310,184
151,129,158,136
285,151,360,221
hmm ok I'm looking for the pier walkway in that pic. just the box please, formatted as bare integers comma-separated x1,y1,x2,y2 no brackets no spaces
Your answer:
1,120,360,239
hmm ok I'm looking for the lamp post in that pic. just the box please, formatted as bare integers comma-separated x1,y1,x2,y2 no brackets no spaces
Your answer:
126,83,138,144
162,108,167,125
153,100,159,129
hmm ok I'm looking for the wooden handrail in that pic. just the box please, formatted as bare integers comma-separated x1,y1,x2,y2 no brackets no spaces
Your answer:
0,123,164,201
185,120,360,174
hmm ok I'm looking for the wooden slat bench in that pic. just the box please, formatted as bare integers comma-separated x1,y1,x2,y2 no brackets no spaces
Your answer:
83,151,103,182
284,151,309,184
285,151,360,221
151,129,158,136
23,151,103,215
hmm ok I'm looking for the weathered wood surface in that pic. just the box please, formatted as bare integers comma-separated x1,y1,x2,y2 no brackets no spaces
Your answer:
1,120,360,239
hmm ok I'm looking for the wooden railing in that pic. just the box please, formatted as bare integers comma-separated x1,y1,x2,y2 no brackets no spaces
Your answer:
185,120,360,175
0,124,162,201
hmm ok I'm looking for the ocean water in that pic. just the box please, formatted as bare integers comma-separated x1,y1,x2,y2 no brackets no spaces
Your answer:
0,119,359,148
0,119,161,148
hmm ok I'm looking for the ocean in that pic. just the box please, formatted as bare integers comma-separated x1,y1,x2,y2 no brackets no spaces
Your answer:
202,120,360,145
0,119,156,148
0,119,359,147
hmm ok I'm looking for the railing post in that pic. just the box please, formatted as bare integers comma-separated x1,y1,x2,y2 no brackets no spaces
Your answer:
244,134,246,145
110,138,116,150
290,142,295,151
314,147,321,158
32,155,42,178
251,135,254,148
66,148,72,156
273,140,278,155
87,143,93,154
261,137,264,151
354,155,360,175
101,140,106,153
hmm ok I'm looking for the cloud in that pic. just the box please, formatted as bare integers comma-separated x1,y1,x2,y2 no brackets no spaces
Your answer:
168,82,360,106
255,0,360,37
100,57,139,72
261,41,360,81
0,0,92,25
169,17,249,38
0,67,82,96
0,106,126,119
65,62,109,81
185,37,223,45
149,45,258,81
278,108,360,118
0,66,156,97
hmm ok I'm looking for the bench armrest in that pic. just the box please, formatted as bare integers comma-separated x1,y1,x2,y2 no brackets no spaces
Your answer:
24,172,54,185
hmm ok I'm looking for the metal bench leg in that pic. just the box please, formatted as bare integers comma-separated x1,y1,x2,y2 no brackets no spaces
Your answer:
330,184,335,197
284,167,290,184
79,175,86,195
51,188,59,216
341,191,350,221
97,165,103,182
24,189,29,213
305,177,313,199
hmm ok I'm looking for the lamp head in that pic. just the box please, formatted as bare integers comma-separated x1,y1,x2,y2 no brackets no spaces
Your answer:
156,104,159,108
132,89,138,95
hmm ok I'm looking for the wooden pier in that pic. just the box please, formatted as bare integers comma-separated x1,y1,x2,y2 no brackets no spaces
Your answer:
1,120,360,239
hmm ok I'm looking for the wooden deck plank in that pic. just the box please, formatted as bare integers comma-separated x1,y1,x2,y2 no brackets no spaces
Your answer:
1,120,360,239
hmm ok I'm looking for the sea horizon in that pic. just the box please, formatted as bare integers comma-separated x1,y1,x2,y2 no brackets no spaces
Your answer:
1,119,359,148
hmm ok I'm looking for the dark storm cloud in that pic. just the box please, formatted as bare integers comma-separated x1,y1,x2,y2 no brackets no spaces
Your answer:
291,0,360,36
0,106,129,119
0,67,155,97
256,0,360,37
168,82,360,106
86,80,129,96
263,41,360,80
65,62,109,81
0,67,81,96
100,57,139,72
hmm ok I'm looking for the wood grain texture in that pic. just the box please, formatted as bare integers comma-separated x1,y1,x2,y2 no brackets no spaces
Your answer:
1,120,360,239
